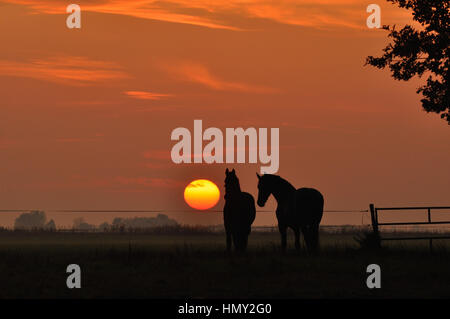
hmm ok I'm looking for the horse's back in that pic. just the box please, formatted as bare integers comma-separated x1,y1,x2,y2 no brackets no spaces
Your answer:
295,187,324,224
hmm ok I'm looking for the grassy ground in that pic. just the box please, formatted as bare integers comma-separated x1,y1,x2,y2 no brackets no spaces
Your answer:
0,230,449,298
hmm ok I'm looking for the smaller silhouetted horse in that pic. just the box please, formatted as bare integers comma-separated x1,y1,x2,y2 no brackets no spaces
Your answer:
223,169,256,252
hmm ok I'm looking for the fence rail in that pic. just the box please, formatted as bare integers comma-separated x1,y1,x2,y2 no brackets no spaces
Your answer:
369,203,450,250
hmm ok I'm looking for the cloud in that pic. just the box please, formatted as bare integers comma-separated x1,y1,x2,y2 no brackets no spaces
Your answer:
55,136,102,143
142,150,174,169
124,91,172,100
165,61,279,93
4,0,239,30
116,177,185,188
142,149,178,170
3,0,412,31
144,162,173,169
0,56,129,86
143,150,172,160
187,180,208,188
26,175,185,191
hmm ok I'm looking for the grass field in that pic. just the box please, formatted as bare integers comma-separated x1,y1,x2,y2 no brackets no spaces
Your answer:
0,229,449,299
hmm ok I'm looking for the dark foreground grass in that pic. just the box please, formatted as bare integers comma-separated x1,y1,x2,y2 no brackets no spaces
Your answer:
0,231,449,298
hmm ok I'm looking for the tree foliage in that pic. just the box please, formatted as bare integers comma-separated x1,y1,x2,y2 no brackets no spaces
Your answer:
14,210,47,230
366,0,449,123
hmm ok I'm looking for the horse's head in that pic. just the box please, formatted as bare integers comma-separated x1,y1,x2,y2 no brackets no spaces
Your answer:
225,168,240,197
256,173,271,207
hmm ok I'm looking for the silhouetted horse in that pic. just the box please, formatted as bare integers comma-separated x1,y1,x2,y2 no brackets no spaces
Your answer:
224,169,256,252
256,174,324,252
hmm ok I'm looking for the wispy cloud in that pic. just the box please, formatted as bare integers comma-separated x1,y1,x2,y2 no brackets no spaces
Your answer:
143,150,172,160
4,0,239,30
116,177,185,188
25,176,184,191
3,0,412,31
142,150,174,169
186,180,209,188
55,136,102,143
124,91,172,100
0,56,129,86
165,61,279,93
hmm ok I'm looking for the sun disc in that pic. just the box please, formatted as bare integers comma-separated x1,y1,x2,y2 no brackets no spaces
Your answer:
184,179,220,210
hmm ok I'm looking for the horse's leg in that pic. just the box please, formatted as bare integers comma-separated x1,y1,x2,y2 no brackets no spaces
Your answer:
233,232,241,251
310,224,320,253
243,234,249,251
301,226,311,252
294,227,301,251
279,224,287,251
238,233,247,252
244,225,252,251
226,231,232,252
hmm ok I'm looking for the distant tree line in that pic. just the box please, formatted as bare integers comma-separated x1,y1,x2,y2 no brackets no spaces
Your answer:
12,211,179,231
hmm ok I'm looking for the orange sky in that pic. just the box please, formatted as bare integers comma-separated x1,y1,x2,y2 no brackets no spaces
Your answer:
0,0,449,227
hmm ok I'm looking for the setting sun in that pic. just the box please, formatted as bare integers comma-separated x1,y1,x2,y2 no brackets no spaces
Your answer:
184,179,220,210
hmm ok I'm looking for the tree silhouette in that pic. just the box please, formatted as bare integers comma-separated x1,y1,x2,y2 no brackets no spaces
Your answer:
14,210,47,230
366,0,449,124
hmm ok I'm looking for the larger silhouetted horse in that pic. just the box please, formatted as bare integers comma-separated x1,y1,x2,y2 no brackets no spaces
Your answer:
223,169,256,252
256,174,324,252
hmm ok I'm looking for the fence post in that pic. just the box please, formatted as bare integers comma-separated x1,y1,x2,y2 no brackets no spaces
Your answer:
369,203,381,247
427,208,433,252
369,204,378,233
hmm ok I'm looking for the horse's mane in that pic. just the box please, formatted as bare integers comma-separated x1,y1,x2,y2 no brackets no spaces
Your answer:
263,174,296,192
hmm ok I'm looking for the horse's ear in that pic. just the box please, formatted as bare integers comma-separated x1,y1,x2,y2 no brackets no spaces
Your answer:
231,168,235,174
256,173,261,180
226,168,229,175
